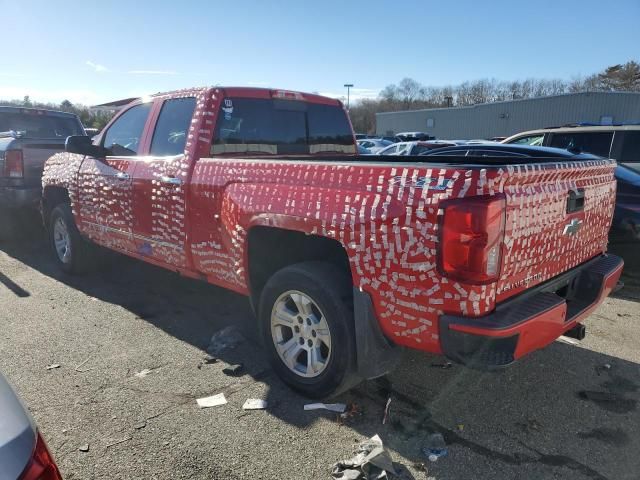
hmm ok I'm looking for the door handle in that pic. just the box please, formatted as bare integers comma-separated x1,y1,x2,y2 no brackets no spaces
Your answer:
115,172,130,181
160,175,182,186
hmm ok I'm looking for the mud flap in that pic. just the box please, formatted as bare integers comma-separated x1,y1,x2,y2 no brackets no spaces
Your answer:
353,288,403,379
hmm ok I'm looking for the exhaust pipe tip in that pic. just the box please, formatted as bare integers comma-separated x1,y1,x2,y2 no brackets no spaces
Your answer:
564,323,586,341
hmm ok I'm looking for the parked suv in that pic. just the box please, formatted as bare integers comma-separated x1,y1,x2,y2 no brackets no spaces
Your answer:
503,125,640,239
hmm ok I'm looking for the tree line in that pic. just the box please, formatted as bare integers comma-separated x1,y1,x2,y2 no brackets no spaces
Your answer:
0,96,114,130
348,60,640,134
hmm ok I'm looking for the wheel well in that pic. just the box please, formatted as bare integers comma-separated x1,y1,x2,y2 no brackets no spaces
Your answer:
42,187,70,224
247,227,352,310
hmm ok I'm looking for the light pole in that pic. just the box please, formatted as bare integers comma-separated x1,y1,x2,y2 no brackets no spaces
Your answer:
344,83,354,109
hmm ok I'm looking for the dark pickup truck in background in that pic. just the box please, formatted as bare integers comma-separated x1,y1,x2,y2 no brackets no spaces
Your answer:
0,106,85,238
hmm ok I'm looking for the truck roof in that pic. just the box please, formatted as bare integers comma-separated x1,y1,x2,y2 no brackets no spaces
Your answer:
0,105,79,118
113,86,344,109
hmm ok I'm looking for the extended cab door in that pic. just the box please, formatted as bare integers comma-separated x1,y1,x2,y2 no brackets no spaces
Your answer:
77,102,152,252
131,97,197,269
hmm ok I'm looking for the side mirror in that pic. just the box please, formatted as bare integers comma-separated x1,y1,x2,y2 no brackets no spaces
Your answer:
65,135,109,158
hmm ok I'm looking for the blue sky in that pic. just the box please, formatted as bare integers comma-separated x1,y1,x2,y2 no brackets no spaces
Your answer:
1,0,638,105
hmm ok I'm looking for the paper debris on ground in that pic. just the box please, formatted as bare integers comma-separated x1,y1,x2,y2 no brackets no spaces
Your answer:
134,368,153,378
207,326,244,355
242,399,267,410
46,364,61,370
304,402,347,413
197,393,227,408
331,434,396,479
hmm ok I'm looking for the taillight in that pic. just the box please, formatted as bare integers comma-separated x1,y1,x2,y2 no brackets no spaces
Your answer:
18,432,62,480
438,194,506,284
4,150,24,178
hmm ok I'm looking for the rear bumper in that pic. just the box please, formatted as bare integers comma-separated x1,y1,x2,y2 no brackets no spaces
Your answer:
439,254,624,369
0,186,41,209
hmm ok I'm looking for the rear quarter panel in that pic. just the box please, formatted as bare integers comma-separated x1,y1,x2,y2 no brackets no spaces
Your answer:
191,160,497,352
190,157,616,353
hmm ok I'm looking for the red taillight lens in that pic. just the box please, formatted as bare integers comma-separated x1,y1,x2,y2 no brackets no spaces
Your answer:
4,150,24,178
18,432,62,480
438,195,506,284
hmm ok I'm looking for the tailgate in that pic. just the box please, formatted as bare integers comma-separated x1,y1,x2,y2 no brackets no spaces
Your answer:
21,141,66,187
0,139,66,188
495,159,617,302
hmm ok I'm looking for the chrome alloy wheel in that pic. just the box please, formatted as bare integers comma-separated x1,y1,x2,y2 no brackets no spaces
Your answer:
53,217,72,264
270,290,332,378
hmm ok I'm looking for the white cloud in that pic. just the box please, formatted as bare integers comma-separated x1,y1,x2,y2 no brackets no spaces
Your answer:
127,70,178,75
86,60,109,73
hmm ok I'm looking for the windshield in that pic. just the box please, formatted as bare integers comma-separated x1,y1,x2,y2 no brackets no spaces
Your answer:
212,98,355,155
0,111,84,138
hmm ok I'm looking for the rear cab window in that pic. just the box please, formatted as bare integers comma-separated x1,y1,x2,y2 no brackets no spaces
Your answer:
212,98,355,155
0,110,84,138
549,132,614,157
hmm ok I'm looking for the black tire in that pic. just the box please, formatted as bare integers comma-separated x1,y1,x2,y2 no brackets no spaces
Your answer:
48,204,96,274
259,261,360,398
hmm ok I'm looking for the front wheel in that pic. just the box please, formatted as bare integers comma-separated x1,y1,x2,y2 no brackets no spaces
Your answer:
259,261,359,398
48,204,96,274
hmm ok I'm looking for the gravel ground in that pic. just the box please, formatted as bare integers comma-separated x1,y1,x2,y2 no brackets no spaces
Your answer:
1,228,639,480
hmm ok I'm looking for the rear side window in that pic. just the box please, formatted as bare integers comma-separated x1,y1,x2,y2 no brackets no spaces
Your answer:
150,97,197,156
212,98,355,155
549,132,613,157
508,134,544,146
0,111,83,138
103,103,152,156
619,131,640,172
619,132,640,162
413,145,431,155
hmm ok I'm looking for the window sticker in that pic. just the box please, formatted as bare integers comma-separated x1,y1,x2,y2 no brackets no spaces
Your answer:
222,99,234,120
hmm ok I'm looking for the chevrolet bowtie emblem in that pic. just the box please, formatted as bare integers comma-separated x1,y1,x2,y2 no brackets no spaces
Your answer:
563,218,583,236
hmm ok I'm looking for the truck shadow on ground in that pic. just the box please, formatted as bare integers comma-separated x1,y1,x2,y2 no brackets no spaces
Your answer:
2,232,640,479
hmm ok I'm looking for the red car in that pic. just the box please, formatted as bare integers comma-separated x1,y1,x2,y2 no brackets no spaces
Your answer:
0,372,62,480
41,87,622,397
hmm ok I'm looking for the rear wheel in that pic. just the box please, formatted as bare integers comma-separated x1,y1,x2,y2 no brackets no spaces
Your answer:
259,261,359,398
48,204,96,274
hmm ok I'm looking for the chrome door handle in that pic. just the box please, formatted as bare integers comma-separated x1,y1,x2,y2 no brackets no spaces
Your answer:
160,176,182,186
115,172,130,180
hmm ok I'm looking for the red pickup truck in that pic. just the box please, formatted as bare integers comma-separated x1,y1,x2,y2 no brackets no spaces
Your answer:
41,87,623,397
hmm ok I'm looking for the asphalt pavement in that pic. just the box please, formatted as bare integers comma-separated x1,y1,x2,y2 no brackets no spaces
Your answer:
1,227,639,480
